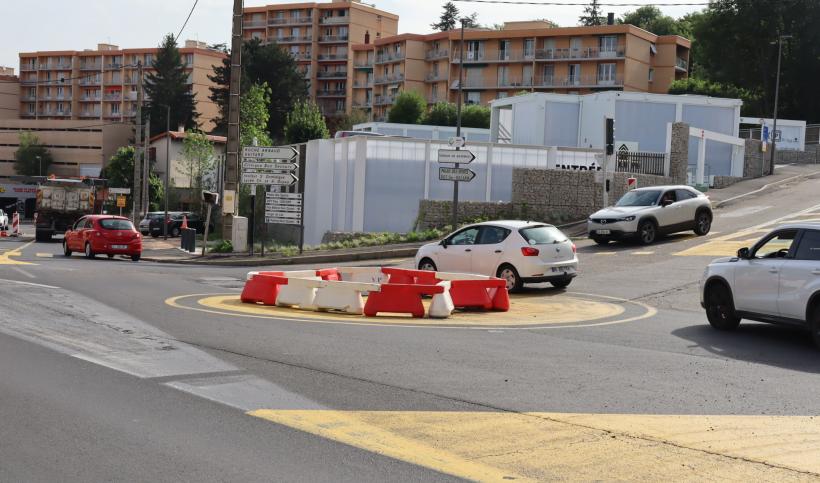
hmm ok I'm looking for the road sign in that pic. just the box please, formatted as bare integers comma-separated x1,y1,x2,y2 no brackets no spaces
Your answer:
266,192,302,200
241,172,298,186
438,149,475,164
242,146,298,161
265,216,302,225
109,187,131,195
116,195,127,208
266,204,301,213
448,136,466,148
439,167,476,182
242,161,298,172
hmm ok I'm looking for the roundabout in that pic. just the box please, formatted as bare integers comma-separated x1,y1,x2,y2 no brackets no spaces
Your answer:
165,290,657,330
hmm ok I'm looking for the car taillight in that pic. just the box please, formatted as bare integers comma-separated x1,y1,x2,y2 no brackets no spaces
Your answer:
521,246,539,257
572,243,577,254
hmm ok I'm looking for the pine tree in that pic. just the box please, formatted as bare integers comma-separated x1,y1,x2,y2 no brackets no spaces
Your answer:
431,2,460,31
145,34,199,137
579,0,605,26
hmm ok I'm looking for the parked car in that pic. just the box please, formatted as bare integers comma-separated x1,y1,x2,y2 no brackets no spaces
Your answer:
701,224,820,347
0,209,8,231
149,212,214,237
139,212,165,235
63,215,142,261
415,221,578,291
588,185,712,245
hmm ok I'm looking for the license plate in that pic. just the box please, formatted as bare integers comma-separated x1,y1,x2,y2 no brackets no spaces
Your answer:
596,229,611,235
112,244,128,249
552,266,574,273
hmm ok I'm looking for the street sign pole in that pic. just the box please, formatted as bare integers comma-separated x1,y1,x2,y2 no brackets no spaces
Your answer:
453,18,466,231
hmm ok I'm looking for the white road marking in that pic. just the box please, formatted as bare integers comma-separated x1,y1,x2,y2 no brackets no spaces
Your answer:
720,205,772,218
9,267,36,279
0,278,59,289
35,252,54,258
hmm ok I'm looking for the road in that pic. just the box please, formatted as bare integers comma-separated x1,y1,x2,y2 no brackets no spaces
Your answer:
2,175,820,481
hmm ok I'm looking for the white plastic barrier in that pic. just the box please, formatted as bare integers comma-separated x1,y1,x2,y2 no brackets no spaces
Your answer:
428,281,455,319
313,281,381,315
338,266,387,284
245,270,317,281
276,276,323,309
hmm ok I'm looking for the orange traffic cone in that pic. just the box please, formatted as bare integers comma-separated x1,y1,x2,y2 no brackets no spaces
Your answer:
181,215,189,230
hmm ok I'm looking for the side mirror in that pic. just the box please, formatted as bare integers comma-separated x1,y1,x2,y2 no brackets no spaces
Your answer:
661,199,674,207
737,247,750,259
440,239,449,248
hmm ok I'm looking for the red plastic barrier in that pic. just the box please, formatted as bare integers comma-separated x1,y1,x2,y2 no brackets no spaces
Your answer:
241,273,287,305
316,268,341,281
448,279,509,311
381,267,439,286
363,283,445,318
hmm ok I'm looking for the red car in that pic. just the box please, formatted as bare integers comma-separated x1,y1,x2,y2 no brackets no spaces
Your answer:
63,215,142,261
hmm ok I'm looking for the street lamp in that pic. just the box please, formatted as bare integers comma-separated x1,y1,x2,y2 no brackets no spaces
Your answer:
768,34,792,176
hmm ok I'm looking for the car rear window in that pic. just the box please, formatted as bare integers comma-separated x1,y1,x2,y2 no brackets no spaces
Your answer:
519,225,567,245
100,219,135,230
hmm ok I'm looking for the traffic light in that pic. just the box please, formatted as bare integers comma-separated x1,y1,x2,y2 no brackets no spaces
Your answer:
605,118,615,155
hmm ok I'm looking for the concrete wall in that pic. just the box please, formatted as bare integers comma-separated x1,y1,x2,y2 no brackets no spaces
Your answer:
417,199,514,230
0,75,18,119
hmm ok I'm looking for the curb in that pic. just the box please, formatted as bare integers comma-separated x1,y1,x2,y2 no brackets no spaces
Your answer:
714,170,820,209
141,247,419,267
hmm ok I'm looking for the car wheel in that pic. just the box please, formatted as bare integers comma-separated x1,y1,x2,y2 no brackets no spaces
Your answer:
107,254,115,259
551,277,572,289
131,254,141,262
694,210,712,236
84,242,95,259
63,240,72,257
705,283,740,331
592,237,609,246
418,257,437,272
171,226,181,237
638,220,657,245
151,232,159,238
497,264,523,293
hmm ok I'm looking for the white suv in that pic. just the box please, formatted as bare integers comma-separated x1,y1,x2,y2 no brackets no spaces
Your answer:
701,224,820,347
588,185,712,245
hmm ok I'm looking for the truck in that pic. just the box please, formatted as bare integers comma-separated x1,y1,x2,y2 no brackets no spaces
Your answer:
35,178,103,241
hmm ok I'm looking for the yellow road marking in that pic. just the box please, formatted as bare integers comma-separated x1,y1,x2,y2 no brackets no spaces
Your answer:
0,240,36,265
165,292,657,330
249,410,820,481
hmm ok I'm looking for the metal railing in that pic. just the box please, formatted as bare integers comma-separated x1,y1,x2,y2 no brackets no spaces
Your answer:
40,63,72,70
353,61,374,69
104,93,122,101
317,70,347,78
21,111,36,117
320,16,349,25
375,52,405,64
21,95,36,101
373,73,404,84
290,52,313,61
534,46,626,61
425,72,446,82
20,79,37,85
104,63,123,70
451,51,484,62
615,151,667,176
277,35,312,43
353,100,372,108
318,53,348,61
676,57,688,70
532,74,624,88
425,49,449,60
80,63,102,71
79,110,101,118
20,64,37,71
374,95,396,106
269,16,312,25
353,80,373,88
80,95,101,101
320,35,348,42
316,89,346,97
79,78,101,85
242,19,267,28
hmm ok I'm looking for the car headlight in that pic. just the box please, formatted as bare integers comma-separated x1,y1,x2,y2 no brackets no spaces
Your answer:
616,216,636,222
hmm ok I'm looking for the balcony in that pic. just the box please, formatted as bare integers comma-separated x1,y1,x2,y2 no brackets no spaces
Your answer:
451,51,485,63
242,19,267,28
79,95,101,102
319,35,349,43
374,95,396,106
373,73,404,85
80,63,102,71
298,69,312,78
352,79,372,88
276,35,312,43
319,16,349,25
79,78,101,86
352,100,372,109
104,63,123,70
425,72,446,82
38,109,72,117
353,60,373,70
532,74,624,88
40,94,73,101
21,78,37,85
21,111,36,117
39,63,73,70
534,46,626,61
317,70,347,79
317,53,348,61
425,49,449,60
104,93,122,101
450,77,533,89
316,89,346,97
104,112,123,119
676,57,688,71
20,64,37,71
21,94,36,101
375,52,405,64
79,110,101,118
126,91,138,100
290,52,313,61
269,16,312,25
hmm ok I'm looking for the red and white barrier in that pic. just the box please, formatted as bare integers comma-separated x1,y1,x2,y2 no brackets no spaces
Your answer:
11,212,20,236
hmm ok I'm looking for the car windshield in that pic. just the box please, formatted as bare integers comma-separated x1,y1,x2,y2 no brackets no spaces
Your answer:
100,219,135,230
616,190,661,207
519,225,566,245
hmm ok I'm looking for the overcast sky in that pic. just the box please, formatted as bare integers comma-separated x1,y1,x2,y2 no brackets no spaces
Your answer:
0,0,702,70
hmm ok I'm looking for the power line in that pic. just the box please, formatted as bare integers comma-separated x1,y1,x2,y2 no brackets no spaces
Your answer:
452,0,710,5
175,0,200,42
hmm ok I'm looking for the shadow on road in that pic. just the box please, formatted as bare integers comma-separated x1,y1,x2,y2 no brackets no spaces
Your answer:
577,233,698,253
673,323,820,373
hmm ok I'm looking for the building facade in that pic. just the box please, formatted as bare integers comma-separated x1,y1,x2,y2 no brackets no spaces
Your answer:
18,41,225,132
0,67,19,119
242,0,399,117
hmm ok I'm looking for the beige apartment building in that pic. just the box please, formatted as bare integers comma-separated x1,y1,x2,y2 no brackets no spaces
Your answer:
18,41,225,132
0,67,19,119
242,0,398,117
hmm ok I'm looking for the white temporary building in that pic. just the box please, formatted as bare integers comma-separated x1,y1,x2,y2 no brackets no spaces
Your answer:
490,91,745,180
352,122,491,142
740,117,806,151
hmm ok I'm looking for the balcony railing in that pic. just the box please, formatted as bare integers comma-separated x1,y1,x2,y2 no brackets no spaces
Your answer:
352,80,372,88
290,52,313,61
316,89,346,97
104,63,123,70
80,63,102,71
373,73,404,85
39,63,73,70
374,95,396,106
242,19,267,28
320,16,349,25
451,51,485,62
425,49,449,60
318,53,348,61
40,94,73,101
21,79,37,85
104,93,122,101
269,16,312,25
126,91,138,100
20,64,37,71
425,72,446,82
534,46,626,61
353,61,373,69
21,111,36,117
676,57,688,70
21,94,36,101
317,70,347,78
375,52,405,64
299,69,311,78
79,110,101,118
38,109,72,116
532,74,624,88
276,35,312,43
319,35,349,43
79,78,101,86
352,100,372,109
80,95,101,101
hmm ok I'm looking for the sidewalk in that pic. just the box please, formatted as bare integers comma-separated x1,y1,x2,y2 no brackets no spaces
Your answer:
709,164,820,208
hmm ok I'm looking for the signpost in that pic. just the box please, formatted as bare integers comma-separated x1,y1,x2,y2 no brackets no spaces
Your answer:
448,136,466,148
116,195,126,216
265,191,303,225
242,146,298,160
437,149,475,164
240,172,298,186
437,145,477,228
439,167,476,182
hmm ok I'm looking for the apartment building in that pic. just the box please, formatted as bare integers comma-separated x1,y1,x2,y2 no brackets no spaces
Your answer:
18,41,225,132
242,0,398,117
356,21,690,121
0,67,19,119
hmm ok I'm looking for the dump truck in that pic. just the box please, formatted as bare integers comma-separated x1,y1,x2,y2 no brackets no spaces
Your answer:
35,178,102,241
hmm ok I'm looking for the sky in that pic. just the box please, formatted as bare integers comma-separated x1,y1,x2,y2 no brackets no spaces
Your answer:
0,0,704,70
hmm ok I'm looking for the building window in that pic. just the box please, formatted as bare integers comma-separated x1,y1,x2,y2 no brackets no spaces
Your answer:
542,65,554,85
497,65,509,86
599,36,617,53
568,64,581,84
524,39,535,59
499,40,510,60
465,91,481,105
597,63,616,84
111,103,120,114
498,92,508,99
649,68,654,81
28,103,35,114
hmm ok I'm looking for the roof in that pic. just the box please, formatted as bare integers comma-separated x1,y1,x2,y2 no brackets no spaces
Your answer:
633,185,699,191
149,131,227,144
470,220,554,229
776,223,820,231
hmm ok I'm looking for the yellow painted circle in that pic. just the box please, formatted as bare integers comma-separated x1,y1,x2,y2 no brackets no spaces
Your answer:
162,291,658,329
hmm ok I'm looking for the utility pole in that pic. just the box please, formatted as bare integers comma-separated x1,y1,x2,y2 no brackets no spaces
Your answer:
769,34,791,176
452,18,465,231
133,61,143,223
223,0,243,242
164,104,170,240
142,118,150,215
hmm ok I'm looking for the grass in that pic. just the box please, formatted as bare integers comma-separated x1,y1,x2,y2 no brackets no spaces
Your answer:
243,228,448,257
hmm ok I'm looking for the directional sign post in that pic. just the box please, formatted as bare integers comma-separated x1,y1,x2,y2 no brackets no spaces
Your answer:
439,167,476,182
437,145,476,228
437,149,475,164
241,172,298,186
265,191,303,226
242,146,298,161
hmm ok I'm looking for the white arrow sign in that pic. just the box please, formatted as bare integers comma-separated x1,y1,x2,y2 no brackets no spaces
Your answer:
439,167,476,182
448,136,466,148
266,192,302,200
438,149,475,164
266,198,302,207
242,146,298,160
266,217,302,226
242,161,298,172
241,172,298,186
265,204,301,213
109,187,131,194
266,211,301,219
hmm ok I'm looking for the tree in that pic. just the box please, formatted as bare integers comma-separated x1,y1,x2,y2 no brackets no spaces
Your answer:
327,109,369,134
431,2,460,31
619,6,679,35
14,132,53,176
423,102,457,126
240,83,273,148
668,78,762,116
100,147,164,210
579,0,605,26
388,91,427,124
284,100,329,144
208,39,307,139
181,131,216,212
461,12,480,29
145,34,198,137
460,104,491,129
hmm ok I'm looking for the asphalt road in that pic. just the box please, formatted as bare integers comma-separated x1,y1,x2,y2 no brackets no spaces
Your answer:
3,174,820,481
